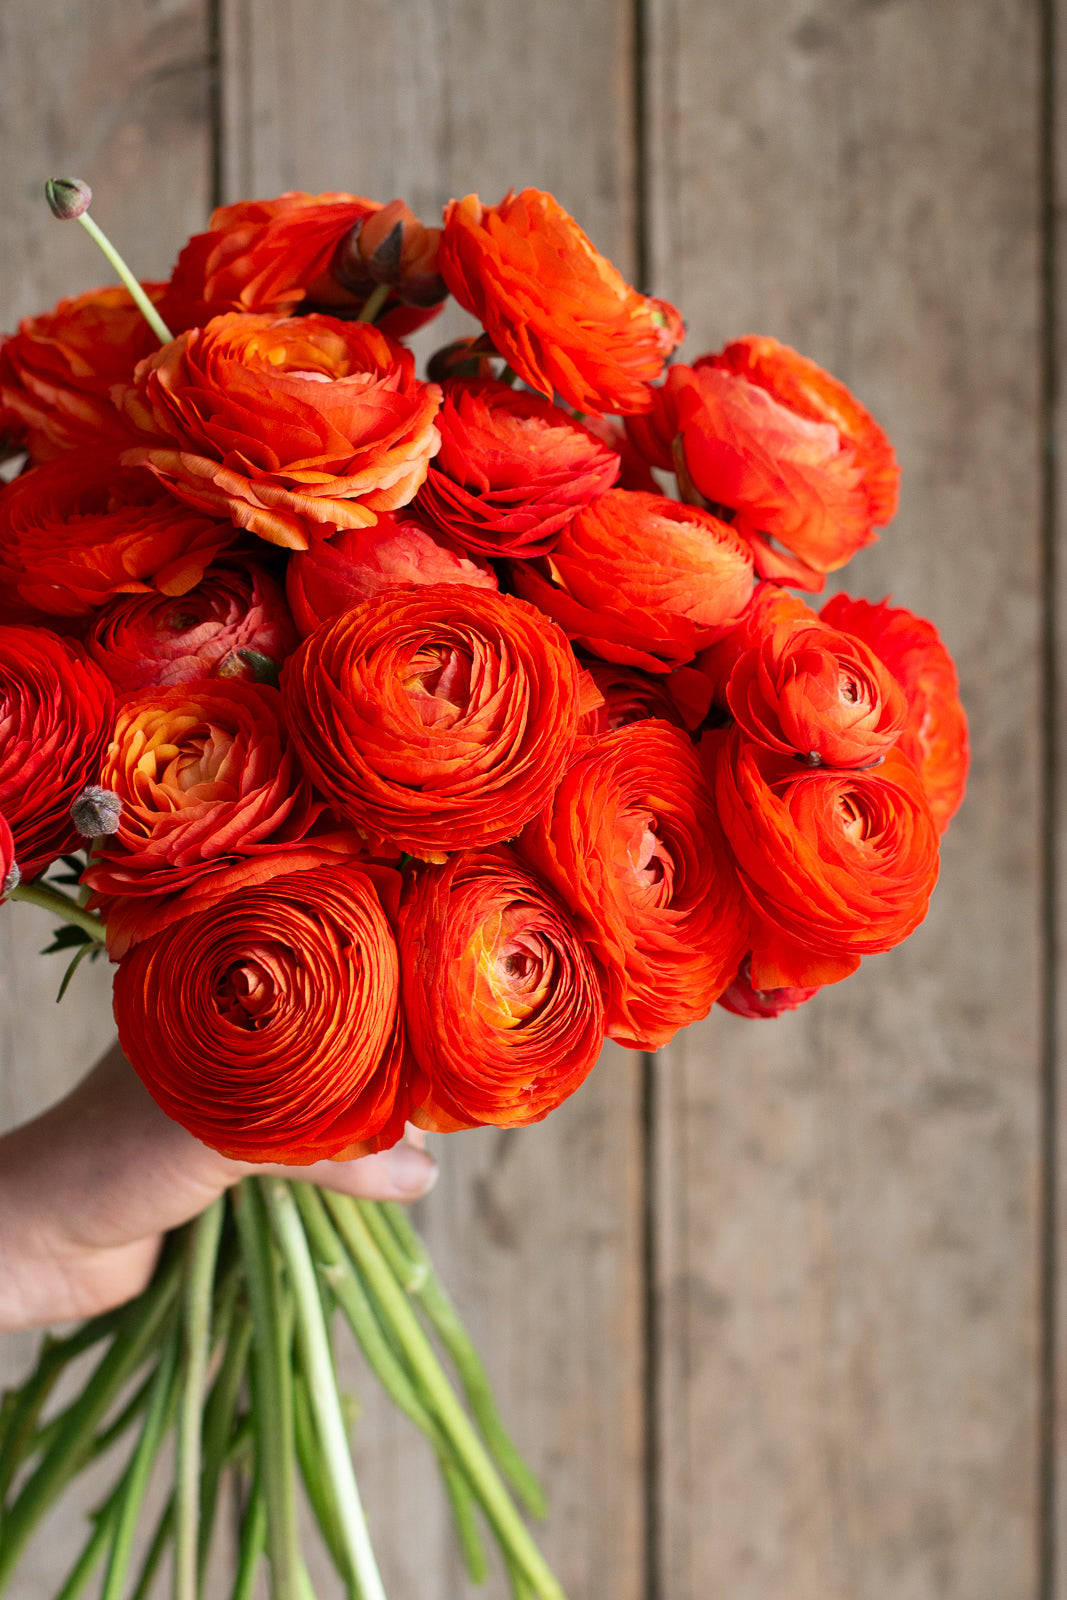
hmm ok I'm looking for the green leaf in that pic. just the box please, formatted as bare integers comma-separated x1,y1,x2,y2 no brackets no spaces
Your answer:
56,942,101,1002
40,924,92,956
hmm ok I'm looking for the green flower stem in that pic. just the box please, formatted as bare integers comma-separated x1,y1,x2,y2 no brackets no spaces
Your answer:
262,1179,386,1600
128,1495,173,1600
30,1364,154,1464
323,1194,565,1600
230,1475,267,1600
8,883,105,942
99,1330,181,1600
232,1181,300,1600
0,1250,180,1590
175,1196,225,1600
198,1304,254,1579
292,1184,491,1584
356,282,391,324
74,212,174,344
377,1200,548,1518
292,1368,353,1597
52,1484,124,1600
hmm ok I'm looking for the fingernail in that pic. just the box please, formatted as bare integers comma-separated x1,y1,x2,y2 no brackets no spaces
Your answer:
388,1142,438,1198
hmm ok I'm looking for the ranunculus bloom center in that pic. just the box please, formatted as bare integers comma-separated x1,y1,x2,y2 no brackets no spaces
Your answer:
215,948,284,1028
403,643,474,722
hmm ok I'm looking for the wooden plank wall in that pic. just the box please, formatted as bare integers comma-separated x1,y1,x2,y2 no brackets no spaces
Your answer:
0,3,1053,1598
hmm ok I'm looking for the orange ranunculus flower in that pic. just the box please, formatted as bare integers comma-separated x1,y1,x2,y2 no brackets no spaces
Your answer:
397,845,604,1129
438,189,684,415
694,581,819,709
510,489,753,672
113,861,409,1163
0,454,238,618
628,338,900,590
116,313,442,550
282,584,587,860
576,659,691,737
820,593,969,834
519,722,751,1048
711,727,940,990
86,557,298,698
161,191,444,339
85,681,339,949
0,626,114,880
285,514,496,638
413,379,620,557
726,619,907,767
0,285,164,463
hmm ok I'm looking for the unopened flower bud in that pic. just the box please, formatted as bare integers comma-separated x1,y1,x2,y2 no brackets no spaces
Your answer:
333,200,447,307
1,861,20,898
70,785,122,838
427,336,499,384
45,178,93,221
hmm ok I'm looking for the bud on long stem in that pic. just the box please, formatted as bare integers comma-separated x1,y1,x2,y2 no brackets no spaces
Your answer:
45,179,175,346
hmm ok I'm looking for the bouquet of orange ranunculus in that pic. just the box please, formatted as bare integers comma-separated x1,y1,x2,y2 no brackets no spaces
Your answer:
0,175,967,1599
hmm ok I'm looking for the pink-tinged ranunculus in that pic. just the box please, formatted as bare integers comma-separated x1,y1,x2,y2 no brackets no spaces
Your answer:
717,957,822,1019
438,189,684,415
116,313,442,550
820,593,969,833
0,454,238,618
285,514,496,639
114,860,410,1163
398,845,604,1130
414,379,620,557
161,191,444,340
0,284,163,463
282,584,587,860
0,627,114,880
711,727,939,990
84,680,360,954
628,338,900,590
86,557,298,697
726,619,907,767
510,489,753,672
519,721,751,1048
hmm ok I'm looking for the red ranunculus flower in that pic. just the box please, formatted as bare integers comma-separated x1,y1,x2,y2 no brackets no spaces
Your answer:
285,515,496,638
398,845,604,1129
510,489,753,671
438,189,684,415
694,581,819,709
576,659,691,737
0,454,238,618
0,284,163,462
85,681,351,953
414,379,620,557
711,727,940,990
628,338,900,590
519,721,751,1048
717,957,822,1019
113,860,409,1163
161,191,443,339
282,584,586,860
85,557,298,697
820,593,969,834
726,619,907,767
117,313,442,550
0,626,114,880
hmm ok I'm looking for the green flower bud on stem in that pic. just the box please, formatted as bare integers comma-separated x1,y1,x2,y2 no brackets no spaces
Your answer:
45,177,93,220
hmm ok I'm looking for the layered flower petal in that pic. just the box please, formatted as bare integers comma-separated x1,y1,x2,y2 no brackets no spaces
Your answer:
116,313,442,549
519,721,751,1047
113,861,408,1162
282,584,584,859
398,845,604,1129
439,189,683,414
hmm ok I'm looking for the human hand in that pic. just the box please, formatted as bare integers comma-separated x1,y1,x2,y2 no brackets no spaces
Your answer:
0,1042,438,1331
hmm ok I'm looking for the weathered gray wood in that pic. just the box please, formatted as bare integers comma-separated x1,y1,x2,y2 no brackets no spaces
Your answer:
646,3,1043,1597
218,4,647,1595
1053,2,1067,1591
0,2,215,1592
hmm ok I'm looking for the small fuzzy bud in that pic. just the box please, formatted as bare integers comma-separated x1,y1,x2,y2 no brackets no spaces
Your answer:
427,336,499,384
70,785,122,838
1,861,20,897
45,177,93,221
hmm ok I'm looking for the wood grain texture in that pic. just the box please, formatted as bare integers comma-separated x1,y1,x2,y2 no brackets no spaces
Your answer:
1053,1,1067,1590
645,3,1043,1596
218,5,646,1594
